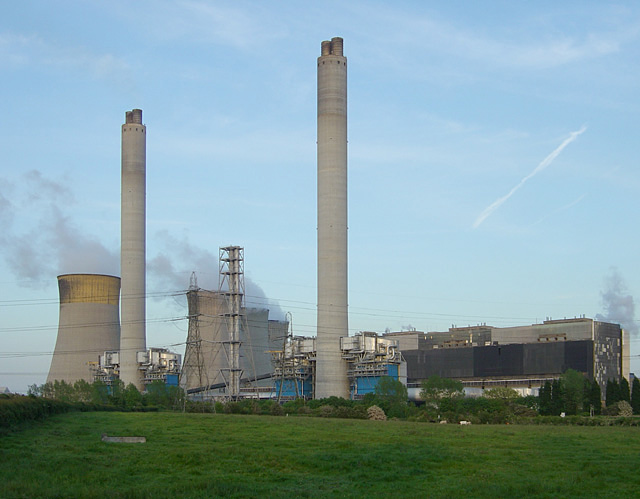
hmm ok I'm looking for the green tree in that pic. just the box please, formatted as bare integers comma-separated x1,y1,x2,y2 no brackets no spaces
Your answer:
631,378,640,415
539,381,552,415
40,382,55,399
73,380,93,403
374,376,409,418
587,380,601,415
620,377,630,402
560,369,586,415
606,379,621,407
420,375,464,410
144,380,183,409
550,379,564,416
91,380,110,405
124,383,143,408
109,379,126,407
375,376,408,405
52,380,74,402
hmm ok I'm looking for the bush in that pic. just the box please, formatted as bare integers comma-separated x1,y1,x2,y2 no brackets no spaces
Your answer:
270,403,285,416
0,395,76,428
317,405,334,418
603,400,633,417
367,405,386,421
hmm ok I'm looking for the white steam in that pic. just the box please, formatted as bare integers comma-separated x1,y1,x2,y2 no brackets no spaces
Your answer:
595,267,638,337
0,170,118,286
148,231,284,320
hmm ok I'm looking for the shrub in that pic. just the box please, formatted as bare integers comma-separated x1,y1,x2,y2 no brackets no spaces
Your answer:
270,403,285,416
297,406,312,416
367,405,386,421
604,400,633,417
0,395,75,428
317,405,334,417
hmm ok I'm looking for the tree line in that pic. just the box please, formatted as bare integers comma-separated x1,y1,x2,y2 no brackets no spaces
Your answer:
19,370,640,424
27,379,183,410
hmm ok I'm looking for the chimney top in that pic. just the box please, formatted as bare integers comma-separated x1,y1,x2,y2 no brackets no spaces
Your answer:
125,109,143,124
320,37,344,57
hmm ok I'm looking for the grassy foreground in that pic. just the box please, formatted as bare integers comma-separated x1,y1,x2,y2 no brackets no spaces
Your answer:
1,412,639,498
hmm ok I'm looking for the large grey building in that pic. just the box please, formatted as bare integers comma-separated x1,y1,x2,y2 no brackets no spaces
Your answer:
48,274,121,385
385,318,629,391
181,288,287,395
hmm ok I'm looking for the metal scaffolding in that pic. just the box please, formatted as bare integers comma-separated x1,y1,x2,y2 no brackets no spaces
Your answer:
219,246,245,399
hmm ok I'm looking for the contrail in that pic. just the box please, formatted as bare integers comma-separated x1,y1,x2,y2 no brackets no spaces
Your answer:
530,193,587,227
473,126,587,229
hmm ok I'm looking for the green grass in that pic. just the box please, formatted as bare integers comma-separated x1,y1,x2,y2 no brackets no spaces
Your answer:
1,412,639,498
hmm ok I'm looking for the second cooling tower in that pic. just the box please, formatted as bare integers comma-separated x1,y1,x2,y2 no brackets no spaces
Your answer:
181,289,279,393
316,37,350,399
47,274,121,384
120,109,146,389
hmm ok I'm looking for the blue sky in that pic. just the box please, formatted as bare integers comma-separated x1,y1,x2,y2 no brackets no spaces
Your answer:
1,1,639,393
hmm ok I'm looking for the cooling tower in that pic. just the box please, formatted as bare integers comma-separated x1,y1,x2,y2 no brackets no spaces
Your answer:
181,289,277,393
47,274,120,384
316,37,350,398
120,108,146,389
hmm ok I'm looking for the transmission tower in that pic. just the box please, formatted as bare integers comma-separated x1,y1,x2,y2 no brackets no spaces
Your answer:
277,311,299,403
180,272,209,407
219,246,244,400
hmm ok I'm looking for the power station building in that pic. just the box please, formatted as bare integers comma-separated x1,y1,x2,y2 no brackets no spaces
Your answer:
385,318,629,395
47,274,121,384
273,332,406,400
180,287,288,397
45,42,629,405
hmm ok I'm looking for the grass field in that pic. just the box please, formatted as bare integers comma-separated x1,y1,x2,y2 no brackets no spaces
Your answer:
1,412,639,498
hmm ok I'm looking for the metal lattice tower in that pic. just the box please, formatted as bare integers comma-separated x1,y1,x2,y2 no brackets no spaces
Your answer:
219,246,244,399
180,272,210,403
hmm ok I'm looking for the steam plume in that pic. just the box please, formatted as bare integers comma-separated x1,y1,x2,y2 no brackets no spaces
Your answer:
473,126,586,229
595,267,638,337
148,231,284,319
0,170,118,286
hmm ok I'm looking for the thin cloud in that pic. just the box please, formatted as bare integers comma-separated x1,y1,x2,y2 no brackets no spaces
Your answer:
473,126,586,229
0,32,132,86
530,193,587,227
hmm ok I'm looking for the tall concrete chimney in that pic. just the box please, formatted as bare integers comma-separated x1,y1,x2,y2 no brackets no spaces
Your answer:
316,37,349,399
47,274,120,384
120,108,146,389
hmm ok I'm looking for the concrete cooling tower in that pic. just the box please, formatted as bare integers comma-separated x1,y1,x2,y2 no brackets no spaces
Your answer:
181,289,280,393
316,36,350,399
47,274,121,384
120,108,146,390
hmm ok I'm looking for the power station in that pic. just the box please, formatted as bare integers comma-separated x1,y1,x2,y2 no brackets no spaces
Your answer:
44,37,629,400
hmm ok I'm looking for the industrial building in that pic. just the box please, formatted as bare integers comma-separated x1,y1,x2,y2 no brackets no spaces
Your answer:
385,318,629,396
47,272,182,387
273,332,405,400
180,288,287,397
45,40,627,405
180,247,289,399
90,347,181,387
47,274,121,384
